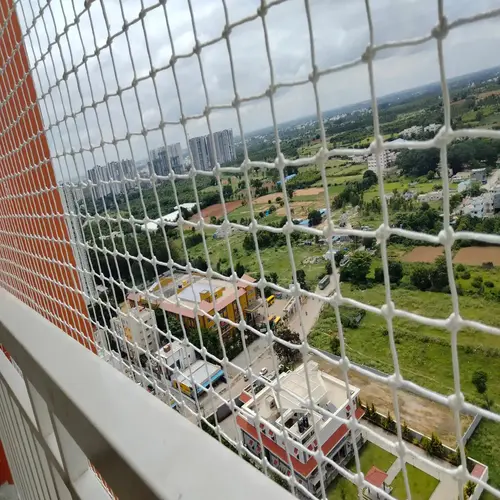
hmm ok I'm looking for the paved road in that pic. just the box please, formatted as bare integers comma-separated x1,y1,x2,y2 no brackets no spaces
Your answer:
289,275,337,339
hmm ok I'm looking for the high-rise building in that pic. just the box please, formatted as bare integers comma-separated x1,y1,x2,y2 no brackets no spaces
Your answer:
189,130,236,170
213,129,236,165
87,160,136,198
167,143,183,173
189,136,212,171
150,144,183,176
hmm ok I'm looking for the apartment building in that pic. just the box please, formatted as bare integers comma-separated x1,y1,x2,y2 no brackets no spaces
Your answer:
189,129,236,170
87,160,136,198
367,150,397,174
111,306,158,355
212,129,236,165
189,136,212,171
151,143,183,176
127,272,257,338
236,361,364,496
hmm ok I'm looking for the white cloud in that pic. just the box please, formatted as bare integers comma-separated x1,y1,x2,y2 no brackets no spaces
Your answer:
13,0,500,179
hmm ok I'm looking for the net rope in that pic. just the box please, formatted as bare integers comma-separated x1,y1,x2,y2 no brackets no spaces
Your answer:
0,0,499,499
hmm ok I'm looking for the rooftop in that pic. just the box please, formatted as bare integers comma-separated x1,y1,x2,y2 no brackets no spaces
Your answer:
365,466,388,488
243,361,358,439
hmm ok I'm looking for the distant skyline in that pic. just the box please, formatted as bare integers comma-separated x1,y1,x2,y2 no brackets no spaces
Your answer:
15,0,500,180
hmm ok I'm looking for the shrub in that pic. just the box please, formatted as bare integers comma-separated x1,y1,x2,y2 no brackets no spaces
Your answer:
482,261,494,269
461,271,471,280
485,280,495,288
456,263,465,272
471,277,483,289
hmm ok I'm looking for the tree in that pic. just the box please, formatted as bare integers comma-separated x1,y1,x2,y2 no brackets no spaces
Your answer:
331,335,340,355
274,325,301,368
286,183,294,200
222,184,233,199
362,169,377,188
325,261,332,276
340,251,372,284
308,209,322,227
268,272,279,284
374,267,384,283
388,261,403,284
235,262,245,277
396,148,440,177
472,370,488,395
296,269,309,290
334,250,345,267
431,255,448,291
410,264,432,291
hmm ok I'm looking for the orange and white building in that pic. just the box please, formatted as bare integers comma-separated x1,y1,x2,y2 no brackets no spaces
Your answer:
237,361,364,496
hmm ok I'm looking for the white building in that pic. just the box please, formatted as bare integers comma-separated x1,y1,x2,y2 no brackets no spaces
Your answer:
460,193,494,218
471,168,487,184
154,340,196,372
417,191,443,203
111,306,158,354
140,202,197,232
367,150,397,174
237,361,363,496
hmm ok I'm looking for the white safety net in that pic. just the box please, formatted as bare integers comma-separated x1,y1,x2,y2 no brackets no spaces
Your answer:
0,0,500,499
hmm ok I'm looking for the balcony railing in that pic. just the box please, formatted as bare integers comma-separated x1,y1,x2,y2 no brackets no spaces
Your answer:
0,288,292,500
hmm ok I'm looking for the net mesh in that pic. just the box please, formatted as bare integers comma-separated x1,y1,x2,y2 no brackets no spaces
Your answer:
0,0,500,499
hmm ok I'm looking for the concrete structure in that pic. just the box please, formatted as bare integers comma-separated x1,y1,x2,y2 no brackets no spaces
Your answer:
150,143,183,176
471,168,487,184
189,130,236,170
172,359,225,398
367,150,397,175
212,129,236,165
58,185,96,305
417,191,443,203
236,361,363,496
189,136,212,171
87,160,136,198
154,340,196,372
460,192,496,218
127,273,258,339
111,306,158,354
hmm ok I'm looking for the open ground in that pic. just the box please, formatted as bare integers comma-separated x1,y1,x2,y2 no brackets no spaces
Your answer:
316,357,471,447
453,246,500,266
401,246,444,263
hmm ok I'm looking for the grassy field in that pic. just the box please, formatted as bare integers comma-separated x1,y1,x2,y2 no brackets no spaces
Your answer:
326,442,396,500
309,283,500,487
179,230,328,288
390,464,439,500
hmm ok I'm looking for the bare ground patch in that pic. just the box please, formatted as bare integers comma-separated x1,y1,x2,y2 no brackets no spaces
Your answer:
402,246,443,263
190,200,242,221
316,357,471,447
453,246,500,266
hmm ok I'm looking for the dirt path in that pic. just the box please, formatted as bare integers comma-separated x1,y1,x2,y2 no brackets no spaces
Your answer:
315,358,472,447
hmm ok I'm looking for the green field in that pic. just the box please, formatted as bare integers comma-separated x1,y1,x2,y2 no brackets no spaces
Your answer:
391,464,439,500
326,441,396,500
309,283,500,487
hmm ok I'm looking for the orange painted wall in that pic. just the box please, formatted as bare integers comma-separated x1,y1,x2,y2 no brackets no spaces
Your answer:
0,0,94,349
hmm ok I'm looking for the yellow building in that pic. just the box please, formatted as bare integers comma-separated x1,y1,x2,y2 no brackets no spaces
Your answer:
129,273,257,339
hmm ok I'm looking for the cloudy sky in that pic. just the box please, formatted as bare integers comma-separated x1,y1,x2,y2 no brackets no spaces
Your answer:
15,0,500,179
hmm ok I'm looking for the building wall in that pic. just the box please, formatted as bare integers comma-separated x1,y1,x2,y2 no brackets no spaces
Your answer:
0,2,94,350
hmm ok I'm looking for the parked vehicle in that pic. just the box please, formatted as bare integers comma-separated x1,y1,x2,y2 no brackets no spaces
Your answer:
318,275,330,290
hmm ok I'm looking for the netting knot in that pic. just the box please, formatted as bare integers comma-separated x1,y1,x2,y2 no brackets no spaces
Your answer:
432,16,449,40
438,226,454,247
361,45,374,63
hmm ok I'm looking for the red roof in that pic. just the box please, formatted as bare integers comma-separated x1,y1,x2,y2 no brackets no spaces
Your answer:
471,463,486,479
239,391,252,403
236,407,364,477
365,466,387,488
